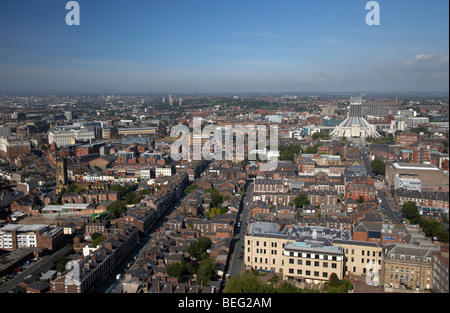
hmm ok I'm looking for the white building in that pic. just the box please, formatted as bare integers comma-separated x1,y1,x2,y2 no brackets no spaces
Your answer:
331,97,381,138
48,125,96,147
0,224,48,249
140,168,152,180
394,173,422,191
155,167,172,177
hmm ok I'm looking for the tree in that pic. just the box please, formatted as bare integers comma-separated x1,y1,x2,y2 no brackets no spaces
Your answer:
56,256,69,273
211,193,224,208
196,258,216,286
92,234,105,247
305,144,320,154
279,144,302,161
293,193,309,208
167,262,186,278
107,200,126,219
401,201,421,224
223,271,317,293
187,237,212,260
370,159,386,175
420,219,449,243
224,272,271,293
322,273,353,293
184,184,198,195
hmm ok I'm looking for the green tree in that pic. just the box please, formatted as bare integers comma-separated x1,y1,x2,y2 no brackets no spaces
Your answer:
224,272,271,293
322,273,353,293
187,237,212,260
293,193,309,208
56,256,69,273
184,184,199,195
196,258,216,286
279,144,302,161
370,159,386,175
211,193,224,208
107,200,127,219
401,201,421,224
305,144,320,154
420,219,449,243
357,195,365,204
92,235,105,247
167,262,186,278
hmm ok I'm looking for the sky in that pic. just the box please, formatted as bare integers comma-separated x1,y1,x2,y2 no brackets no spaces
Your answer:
0,0,448,94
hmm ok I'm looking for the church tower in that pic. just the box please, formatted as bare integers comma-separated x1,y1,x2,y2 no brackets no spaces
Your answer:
56,156,68,194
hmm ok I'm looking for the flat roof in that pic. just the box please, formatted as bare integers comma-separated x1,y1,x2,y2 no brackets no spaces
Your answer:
393,163,439,171
0,224,48,232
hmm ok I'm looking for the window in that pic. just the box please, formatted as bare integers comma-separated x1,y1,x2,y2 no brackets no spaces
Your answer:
323,262,328,268
306,270,311,276
297,269,302,275
323,272,328,278
332,263,337,269
314,271,320,277
306,260,311,266
289,259,294,264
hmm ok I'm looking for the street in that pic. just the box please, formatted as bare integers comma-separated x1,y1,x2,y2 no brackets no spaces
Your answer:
226,180,254,280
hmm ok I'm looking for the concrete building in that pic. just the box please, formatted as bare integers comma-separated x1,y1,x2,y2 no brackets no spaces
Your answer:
331,97,381,138
48,125,97,147
394,173,422,191
0,224,64,251
386,162,448,192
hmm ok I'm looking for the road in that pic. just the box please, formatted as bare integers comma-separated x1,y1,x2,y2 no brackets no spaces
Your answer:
359,144,404,225
0,245,73,293
226,180,254,280
101,161,213,293
377,189,402,224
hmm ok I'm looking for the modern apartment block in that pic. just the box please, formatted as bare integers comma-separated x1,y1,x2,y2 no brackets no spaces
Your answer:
0,224,64,251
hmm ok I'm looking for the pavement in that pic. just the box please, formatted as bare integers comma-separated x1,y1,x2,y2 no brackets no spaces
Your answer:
349,274,386,293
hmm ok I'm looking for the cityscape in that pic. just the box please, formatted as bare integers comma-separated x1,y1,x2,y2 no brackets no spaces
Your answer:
0,0,448,306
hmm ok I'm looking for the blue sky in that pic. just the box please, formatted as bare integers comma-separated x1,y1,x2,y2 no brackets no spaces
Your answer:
0,0,448,93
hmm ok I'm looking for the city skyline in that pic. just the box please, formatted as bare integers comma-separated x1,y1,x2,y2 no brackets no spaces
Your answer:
0,0,448,94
